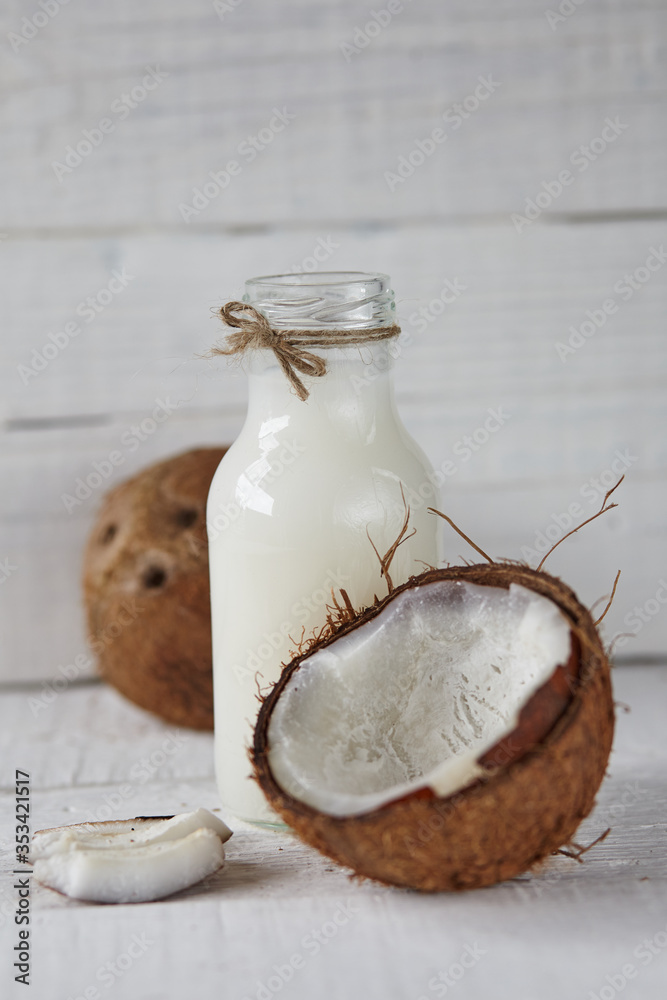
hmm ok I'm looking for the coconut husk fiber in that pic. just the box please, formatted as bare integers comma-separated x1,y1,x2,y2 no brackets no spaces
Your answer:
253,563,614,891
83,447,226,730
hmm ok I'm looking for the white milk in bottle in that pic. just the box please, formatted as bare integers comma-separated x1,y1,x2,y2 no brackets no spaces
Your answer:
207,273,440,823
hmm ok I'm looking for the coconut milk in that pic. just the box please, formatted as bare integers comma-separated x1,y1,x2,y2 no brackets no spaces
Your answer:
208,347,440,823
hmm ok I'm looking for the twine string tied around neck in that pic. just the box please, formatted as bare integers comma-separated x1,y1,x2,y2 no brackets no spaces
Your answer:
212,301,400,401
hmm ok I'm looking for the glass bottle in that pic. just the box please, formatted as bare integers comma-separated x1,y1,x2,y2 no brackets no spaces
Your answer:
207,272,440,824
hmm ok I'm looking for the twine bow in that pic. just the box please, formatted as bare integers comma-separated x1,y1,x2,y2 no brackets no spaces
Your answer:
211,301,400,401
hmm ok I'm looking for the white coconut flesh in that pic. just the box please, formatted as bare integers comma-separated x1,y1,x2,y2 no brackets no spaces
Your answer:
31,810,232,903
31,808,232,859
267,581,572,817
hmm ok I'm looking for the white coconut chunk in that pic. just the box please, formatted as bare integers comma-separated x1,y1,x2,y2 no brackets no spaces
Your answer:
30,808,232,861
32,827,226,903
30,811,232,903
267,581,572,816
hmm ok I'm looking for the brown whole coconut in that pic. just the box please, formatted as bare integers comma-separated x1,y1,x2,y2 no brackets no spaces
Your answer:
83,447,226,730
253,562,615,891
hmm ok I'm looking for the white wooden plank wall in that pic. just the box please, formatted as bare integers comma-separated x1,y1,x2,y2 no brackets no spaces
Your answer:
1,0,666,682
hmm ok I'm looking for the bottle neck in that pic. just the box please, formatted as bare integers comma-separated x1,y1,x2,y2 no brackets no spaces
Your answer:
244,344,398,438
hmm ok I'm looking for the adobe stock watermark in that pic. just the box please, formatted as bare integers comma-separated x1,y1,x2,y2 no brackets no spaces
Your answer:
179,107,296,222
385,76,501,192
614,578,667,650
400,406,511,513
416,942,487,998
241,901,360,1000
588,922,667,1000
213,0,244,21
60,396,181,513
0,557,18,585
16,268,135,386
402,786,464,856
51,67,169,182
520,448,637,565
65,933,155,999
596,781,648,827
231,567,352,683
7,0,71,53
511,117,629,232
349,332,412,392
0,885,17,932
350,276,470,394
580,450,639,507
81,731,190,823
28,600,145,717
402,738,525,857
340,0,414,62
289,235,341,274
408,279,469,332
355,406,510,529
207,439,304,540
545,0,588,31
426,406,511,488
508,867,576,908
555,246,667,361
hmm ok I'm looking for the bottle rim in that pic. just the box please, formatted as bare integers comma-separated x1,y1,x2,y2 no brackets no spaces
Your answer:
243,272,395,330
245,271,390,288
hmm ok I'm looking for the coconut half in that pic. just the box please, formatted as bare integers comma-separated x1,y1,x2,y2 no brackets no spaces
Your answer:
253,564,614,892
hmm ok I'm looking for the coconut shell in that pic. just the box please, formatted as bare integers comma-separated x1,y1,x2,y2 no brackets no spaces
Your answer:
83,447,226,730
253,563,614,891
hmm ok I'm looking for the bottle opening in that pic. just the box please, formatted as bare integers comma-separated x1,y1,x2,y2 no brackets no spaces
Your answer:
243,272,395,330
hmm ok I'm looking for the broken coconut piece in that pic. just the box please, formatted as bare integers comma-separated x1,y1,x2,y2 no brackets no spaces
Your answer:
31,808,232,859
31,810,232,903
253,564,614,892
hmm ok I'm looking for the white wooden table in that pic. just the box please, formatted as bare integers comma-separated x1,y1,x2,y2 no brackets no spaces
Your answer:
1,664,666,1000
